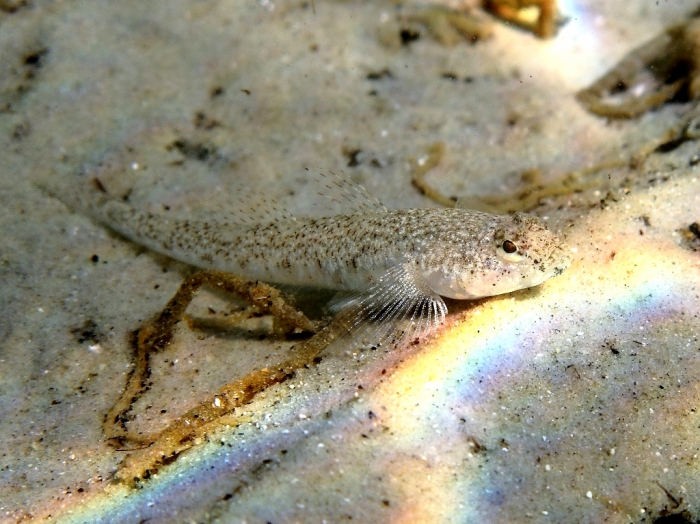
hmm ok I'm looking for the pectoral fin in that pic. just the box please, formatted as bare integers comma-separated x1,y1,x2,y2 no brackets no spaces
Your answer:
329,262,447,347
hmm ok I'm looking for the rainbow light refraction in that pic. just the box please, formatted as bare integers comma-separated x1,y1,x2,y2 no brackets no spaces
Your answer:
52,176,700,523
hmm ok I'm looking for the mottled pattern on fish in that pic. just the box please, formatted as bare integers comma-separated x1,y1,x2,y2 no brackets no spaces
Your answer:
58,179,572,339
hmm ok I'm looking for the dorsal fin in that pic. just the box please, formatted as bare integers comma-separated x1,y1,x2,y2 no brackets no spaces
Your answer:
175,170,386,226
309,170,387,217
55,165,388,230
211,186,297,226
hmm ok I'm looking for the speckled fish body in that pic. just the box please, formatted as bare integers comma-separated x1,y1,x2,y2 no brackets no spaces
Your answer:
61,183,571,336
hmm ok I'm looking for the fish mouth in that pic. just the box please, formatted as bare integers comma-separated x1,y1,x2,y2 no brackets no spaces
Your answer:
543,242,573,280
514,241,572,291
552,266,566,277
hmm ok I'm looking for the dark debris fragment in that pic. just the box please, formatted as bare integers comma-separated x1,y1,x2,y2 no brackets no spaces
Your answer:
679,221,700,251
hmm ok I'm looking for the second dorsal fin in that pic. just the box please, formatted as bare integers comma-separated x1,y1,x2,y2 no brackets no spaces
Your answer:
210,170,386,226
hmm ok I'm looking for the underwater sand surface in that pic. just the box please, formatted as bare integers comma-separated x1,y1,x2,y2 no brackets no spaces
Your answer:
1,0,699,522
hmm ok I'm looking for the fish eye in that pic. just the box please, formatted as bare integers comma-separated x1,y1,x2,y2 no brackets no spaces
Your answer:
502,240,517,254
